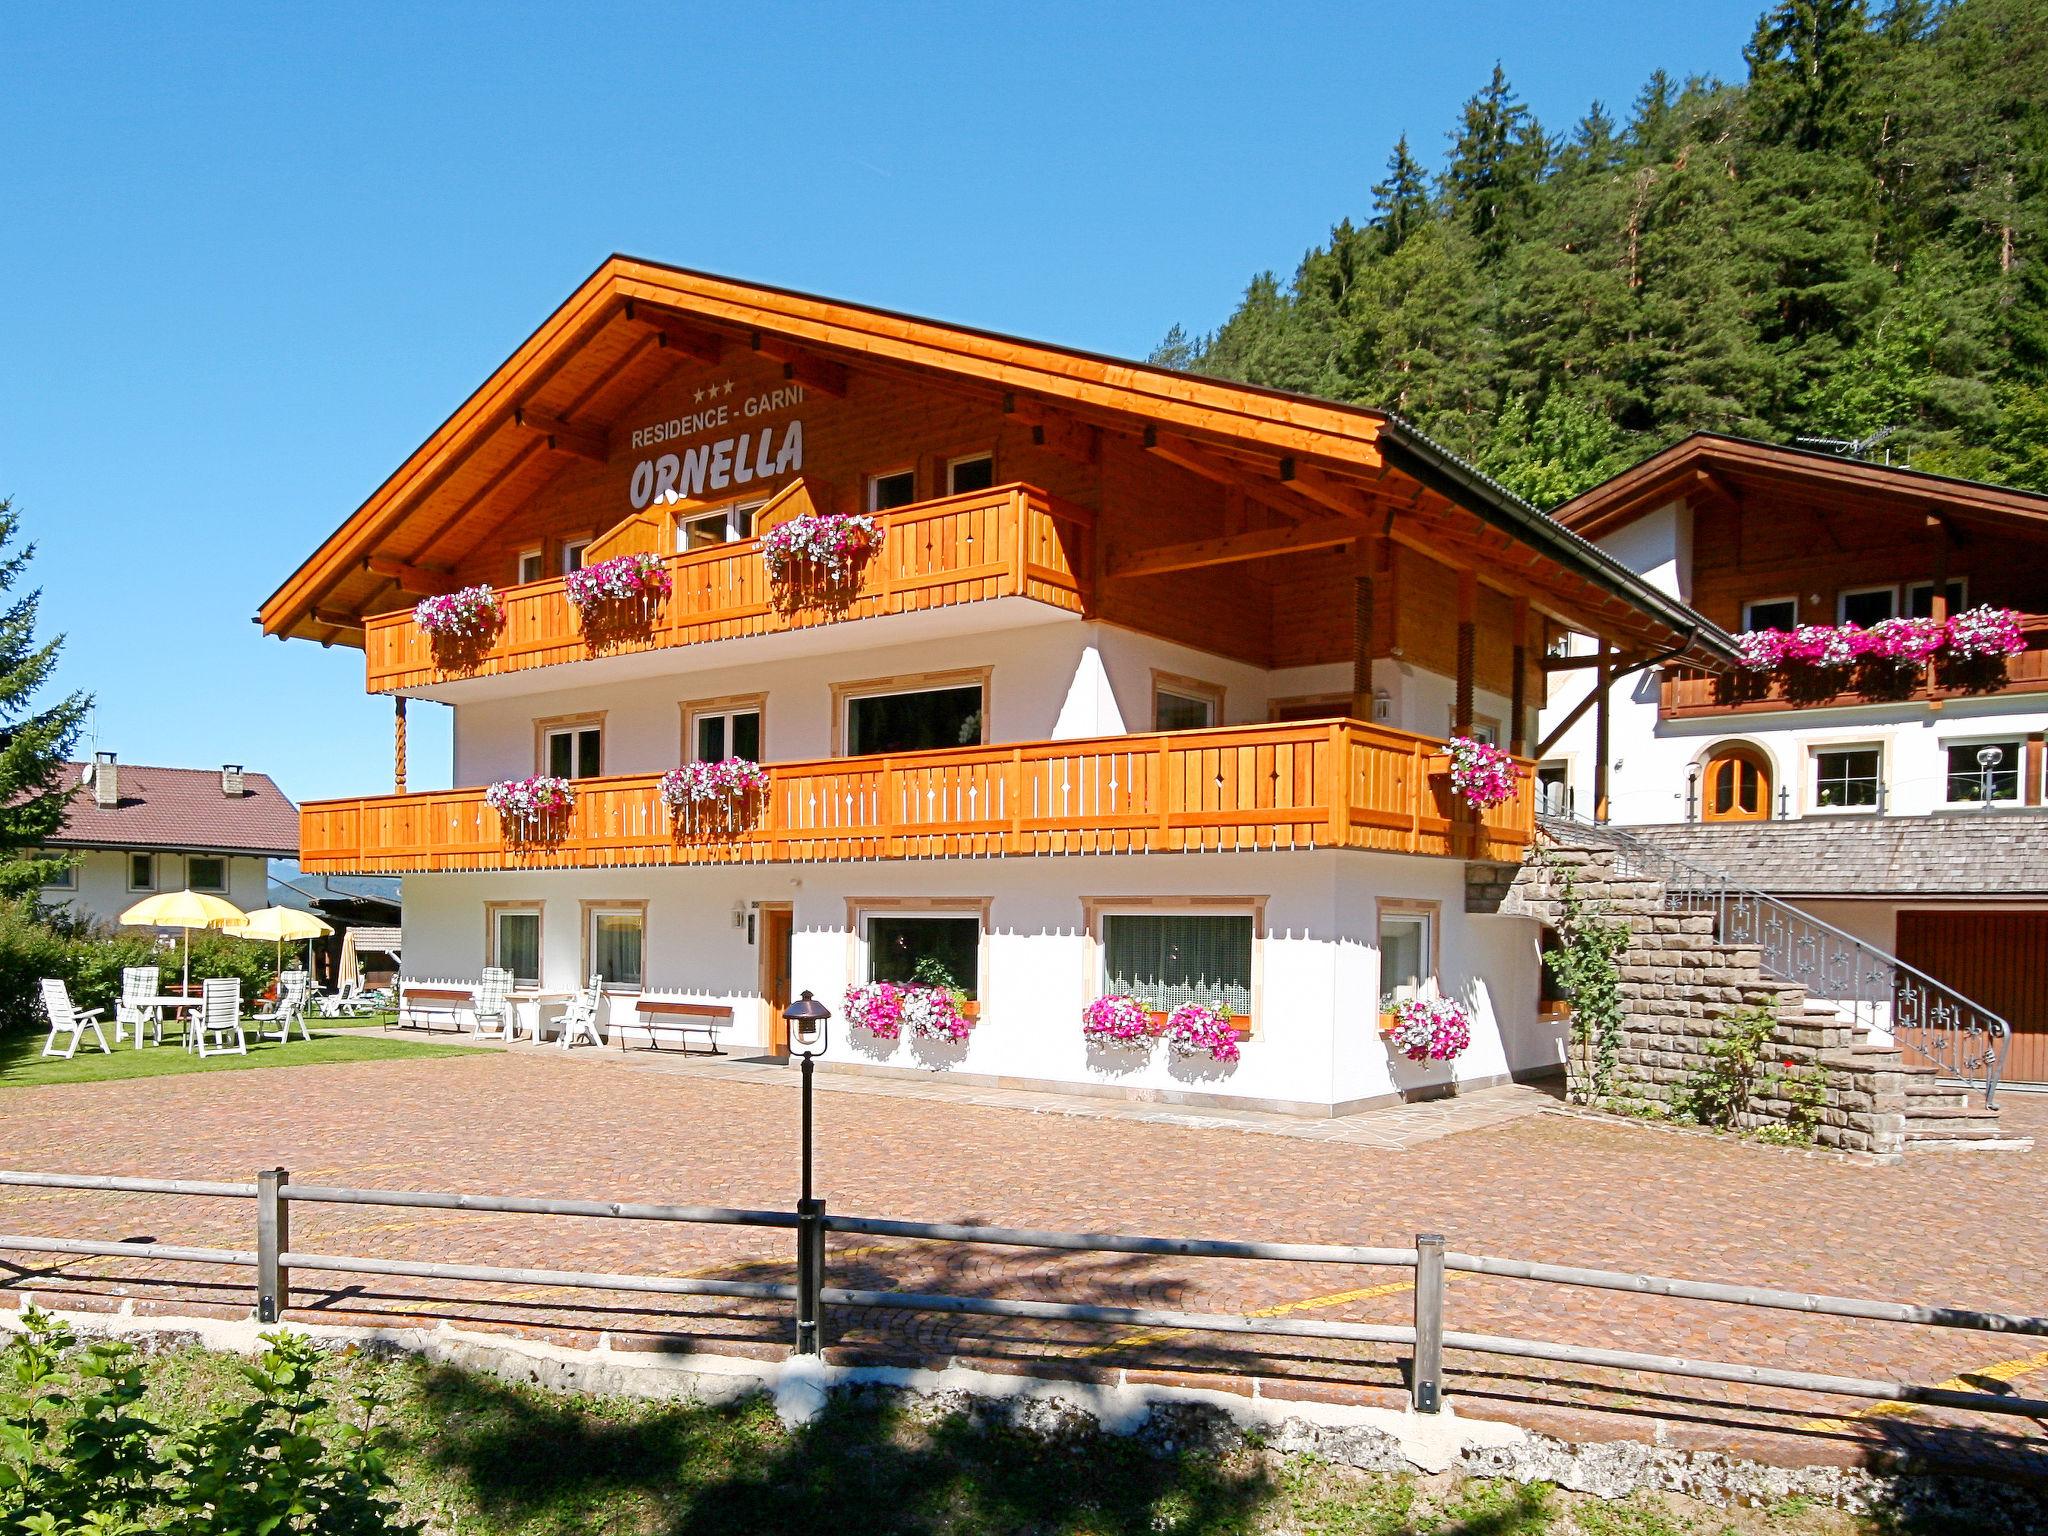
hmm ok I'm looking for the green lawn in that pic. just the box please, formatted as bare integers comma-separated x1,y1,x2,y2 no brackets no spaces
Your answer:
45,1344,1957,1536
305,1008,400,1029
0,1025,480,1088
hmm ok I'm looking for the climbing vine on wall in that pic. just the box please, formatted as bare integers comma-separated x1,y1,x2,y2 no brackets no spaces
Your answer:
1541,863,1629,1105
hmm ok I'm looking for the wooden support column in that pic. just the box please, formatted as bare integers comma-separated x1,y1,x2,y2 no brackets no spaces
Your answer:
1509,598,1530,756
2027,733,2044,808
1454,570,1478,735
1592,648,1612,824
394,696,408,794
1928,515,1953,624
1351,572,1376,721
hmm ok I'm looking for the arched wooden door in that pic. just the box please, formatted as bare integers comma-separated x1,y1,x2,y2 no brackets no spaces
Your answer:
1702,745,1772,822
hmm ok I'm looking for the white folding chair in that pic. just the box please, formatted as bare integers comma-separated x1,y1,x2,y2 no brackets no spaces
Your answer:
471,966,513,1039
39,979,110,1060
557,974,605,1049
115,966,162,1048
189,978,248,1058
252,973,312,1044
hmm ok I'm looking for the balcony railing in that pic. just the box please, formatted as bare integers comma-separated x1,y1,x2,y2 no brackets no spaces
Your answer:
299,721,1534,874
362,484,1091,693
1661,619,2048,718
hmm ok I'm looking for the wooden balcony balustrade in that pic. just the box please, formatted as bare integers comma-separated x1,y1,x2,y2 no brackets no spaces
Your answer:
362,484,1091,693
1660,620,2048,719
299,720,1534,875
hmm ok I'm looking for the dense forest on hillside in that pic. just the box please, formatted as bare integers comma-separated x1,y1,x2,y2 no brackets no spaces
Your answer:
1156,0,2048,503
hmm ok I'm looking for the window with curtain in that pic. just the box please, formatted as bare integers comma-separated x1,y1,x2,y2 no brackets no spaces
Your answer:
589,909,644,987
494,909,541,986
1101,913,1253,1015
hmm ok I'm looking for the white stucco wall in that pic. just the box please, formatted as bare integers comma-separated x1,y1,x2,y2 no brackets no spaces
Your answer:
41,849,272,930
401,849,1547,1113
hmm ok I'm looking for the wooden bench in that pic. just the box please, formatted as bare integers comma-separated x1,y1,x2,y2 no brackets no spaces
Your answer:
618,998,733,1055
397,982,473,1033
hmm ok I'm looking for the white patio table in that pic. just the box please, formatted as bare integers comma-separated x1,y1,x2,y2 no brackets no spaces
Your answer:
507,990,572,1043
133,994,204,1050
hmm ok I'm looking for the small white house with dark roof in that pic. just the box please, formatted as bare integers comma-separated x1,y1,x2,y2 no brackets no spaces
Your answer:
40,752,300,927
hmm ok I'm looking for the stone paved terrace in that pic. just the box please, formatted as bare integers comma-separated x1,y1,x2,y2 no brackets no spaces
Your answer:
1,1046,2043,1480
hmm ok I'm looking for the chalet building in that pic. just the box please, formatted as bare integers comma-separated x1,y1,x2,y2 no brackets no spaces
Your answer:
1537,436,2048,1086
261,257,1733,1113
40,753,299,925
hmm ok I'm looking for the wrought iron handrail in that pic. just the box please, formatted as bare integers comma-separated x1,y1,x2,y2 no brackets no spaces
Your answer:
1537,812,2011,1106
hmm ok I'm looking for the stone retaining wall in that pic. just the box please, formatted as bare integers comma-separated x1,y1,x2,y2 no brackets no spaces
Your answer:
1468,832,1907,1158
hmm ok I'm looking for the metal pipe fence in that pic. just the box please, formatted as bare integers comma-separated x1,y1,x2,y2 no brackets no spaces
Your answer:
1,1167,2043,1425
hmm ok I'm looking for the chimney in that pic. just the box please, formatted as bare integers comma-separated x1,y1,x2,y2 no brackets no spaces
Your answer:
92,751,118,809
221,764,245,797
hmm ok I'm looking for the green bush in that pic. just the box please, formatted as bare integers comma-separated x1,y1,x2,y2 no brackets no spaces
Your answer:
0,1304,416,1534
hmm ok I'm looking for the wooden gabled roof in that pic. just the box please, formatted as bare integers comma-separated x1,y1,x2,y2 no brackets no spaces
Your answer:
258,255,1735,665
1554,432,2048,543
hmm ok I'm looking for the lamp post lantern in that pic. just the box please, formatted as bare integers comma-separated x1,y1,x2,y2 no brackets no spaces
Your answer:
784,989,831,1354
1977,745,2005,808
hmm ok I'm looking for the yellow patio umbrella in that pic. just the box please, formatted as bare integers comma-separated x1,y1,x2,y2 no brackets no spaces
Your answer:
118,889,246,994
225,906,333,984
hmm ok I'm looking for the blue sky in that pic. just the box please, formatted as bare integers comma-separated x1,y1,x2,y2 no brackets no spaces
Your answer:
1,1,1759,802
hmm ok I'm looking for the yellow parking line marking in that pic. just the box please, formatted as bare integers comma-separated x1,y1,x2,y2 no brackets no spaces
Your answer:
1799,1348,2048,1432
1074,1277,1417,1359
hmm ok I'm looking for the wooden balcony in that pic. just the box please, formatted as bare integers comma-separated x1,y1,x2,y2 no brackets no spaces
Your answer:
299,720,1533,875
362,484,1091,694
1660,623,2048,719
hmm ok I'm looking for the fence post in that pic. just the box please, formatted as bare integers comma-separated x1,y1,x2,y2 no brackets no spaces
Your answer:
1413,1233,1444,1413
256,1167,290,1324
794,1198,826,1355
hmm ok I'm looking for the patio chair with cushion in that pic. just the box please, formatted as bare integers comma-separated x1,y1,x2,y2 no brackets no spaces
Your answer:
557,974,606,1049
115,966,162,1047
472,967,513,1039
252,972,312,1044
315,980,377,1018
190,978,248,1058
39,979,110,1060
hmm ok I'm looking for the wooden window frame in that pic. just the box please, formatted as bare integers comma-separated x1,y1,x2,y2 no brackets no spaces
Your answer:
866,467,918,512
1267,692,1351,723
846,896,991,1014
831,667,993,757
1150,669,1225,732
534,711,607,778
1375,897,1441,1011
187,855,228,894
675,496,768,552
579,899,649,992
1741,595,1799,632
560,536,594,574
127,851,156,893
484,901,544,987
680,693,768,764
1080,895,1266,1038
944,451,996,496
516,547,545,585
1836,583,1900,626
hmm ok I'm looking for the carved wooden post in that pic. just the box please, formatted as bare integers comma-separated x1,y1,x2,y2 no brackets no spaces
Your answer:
1593,648,1612,824
394,696,408,794
1351,572,1376,721
1509,599,1530,756
1454,570,1478,735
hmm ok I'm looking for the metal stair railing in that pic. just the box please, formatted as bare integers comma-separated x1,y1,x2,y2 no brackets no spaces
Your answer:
1536,812,2011,1107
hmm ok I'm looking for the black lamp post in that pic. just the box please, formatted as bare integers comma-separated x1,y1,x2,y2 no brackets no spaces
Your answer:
784,989,830,1353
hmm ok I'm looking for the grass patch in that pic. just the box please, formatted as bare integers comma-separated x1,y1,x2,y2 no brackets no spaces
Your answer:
306,1008,400,1030
0,1027,480,1087
8,1342,2022,1536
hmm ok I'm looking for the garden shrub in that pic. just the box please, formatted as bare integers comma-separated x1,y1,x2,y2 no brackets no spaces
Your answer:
0,898,279,1033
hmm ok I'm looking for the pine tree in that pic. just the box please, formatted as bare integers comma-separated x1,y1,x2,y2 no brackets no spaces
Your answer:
1370,135,1432,255
0,499,89,898
1442,65,1545,264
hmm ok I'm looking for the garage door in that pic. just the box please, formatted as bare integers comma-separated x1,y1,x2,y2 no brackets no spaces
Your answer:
1896,910,2048,1085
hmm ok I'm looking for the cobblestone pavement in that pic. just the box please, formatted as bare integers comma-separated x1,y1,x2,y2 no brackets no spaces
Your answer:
0,1050,2042,1478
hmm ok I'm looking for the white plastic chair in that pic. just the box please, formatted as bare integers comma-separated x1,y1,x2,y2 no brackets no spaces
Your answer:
39,979,110,1059
189,978,248,1058
252,972,312,1044
115,966,162,1048
471,967,513,1039
557,974,605,1049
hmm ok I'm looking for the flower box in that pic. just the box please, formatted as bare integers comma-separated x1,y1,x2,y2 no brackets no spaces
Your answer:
1444,736,1521,812
1158,1001,1242,1064
759,513,885,609
1081,994,1150,1050
1380,996,1472,1064
658,758,769,836
845,981,975,1046
413,584,505,669
484,774,575,843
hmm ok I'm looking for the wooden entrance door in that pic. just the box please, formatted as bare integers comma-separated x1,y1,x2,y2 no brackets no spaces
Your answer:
1702,746,1772,822
1896,909,2048,1085
759,905,793,1054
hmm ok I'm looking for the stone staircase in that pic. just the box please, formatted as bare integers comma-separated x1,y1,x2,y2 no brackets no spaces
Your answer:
1471,829,2031,1157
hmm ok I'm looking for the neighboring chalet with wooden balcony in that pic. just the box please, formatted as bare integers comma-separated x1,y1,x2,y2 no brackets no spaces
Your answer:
258,256,1733,1113
1537,435,2048,1086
